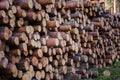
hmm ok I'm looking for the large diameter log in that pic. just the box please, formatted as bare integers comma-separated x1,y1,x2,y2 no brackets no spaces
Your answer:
59,25,71,32
46,38,59,47
49,32,62,39
64,1,81,9
0,1,9,10
46,20,59,28
36,0,55,5
14,0,33,9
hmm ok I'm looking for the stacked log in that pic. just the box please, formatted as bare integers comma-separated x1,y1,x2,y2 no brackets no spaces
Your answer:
0,0,119,80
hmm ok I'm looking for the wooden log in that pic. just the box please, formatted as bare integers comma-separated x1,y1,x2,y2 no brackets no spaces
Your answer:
59,65,67,75
76,68,86,74
35,71,41,80
41,70,45,79
58,59,66,66
36,0,55,5
14,0,33,9
55,1,62,9
64,1,81,9
14,32,28,42
40,57,49,68
83,48,92,55
49,32,62,39
71,11,82,18
0,1,9,10
15,6,26,18
22,73,30,80
25,11,36,21
31,56,39,67
45,64,53,72
16,58,30,71
8,36,19,46
59,25,71,32
81,55,88,62
61,32,70,41
10,49,21,56
17,70,23,79
33,49,43,58
46,38,59,47
0,57,8,69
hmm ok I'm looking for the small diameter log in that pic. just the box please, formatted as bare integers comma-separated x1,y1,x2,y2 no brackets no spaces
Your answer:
0,57,8,69
14,32,28,42
40,57,49,68
55,48,63,55
71,11,82,18
58,59,66,66
8,36,19,46
52,59,58,67
55,1,62,9
17,70,23,79
34,25,42,32
25,11,36,21
22,73,30,80
88,31,99,37
45,64,53,72
33,49,43,58
0,51,5,61
83,48,92,55
59,65,67,75
10,49,21,56
35,71,41,80
17,26,30,34
81,55,88,62
0,10,6,18
61,32,70,41
16,58,30,71
16,6,26,18
76,68,86,74
31,56,39,67
41,46,48,53
0,27,11,40
41,70,45,79
67,67,76,73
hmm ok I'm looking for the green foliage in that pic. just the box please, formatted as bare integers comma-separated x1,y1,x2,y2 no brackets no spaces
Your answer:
90,61,120,80
107,0,113,9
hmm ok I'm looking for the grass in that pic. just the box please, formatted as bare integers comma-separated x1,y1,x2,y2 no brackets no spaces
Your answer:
90,60,120,80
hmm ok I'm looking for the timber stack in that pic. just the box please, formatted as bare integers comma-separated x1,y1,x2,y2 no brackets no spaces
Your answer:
0,0,119,80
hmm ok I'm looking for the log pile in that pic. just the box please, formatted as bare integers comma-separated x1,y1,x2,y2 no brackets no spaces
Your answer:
0,0,119,80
